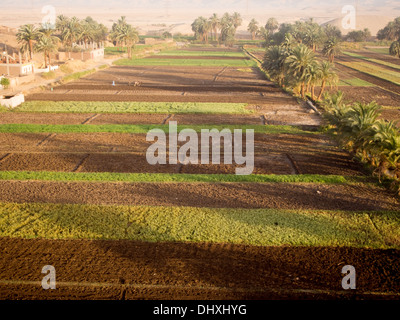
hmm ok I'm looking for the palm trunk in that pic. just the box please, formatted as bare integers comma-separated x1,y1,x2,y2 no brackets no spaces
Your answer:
317,80,326,101
311,85,315,100
29,39,34,60
301,82,305,99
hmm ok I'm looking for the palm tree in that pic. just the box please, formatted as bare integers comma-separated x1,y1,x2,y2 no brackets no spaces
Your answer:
323,37,342,63
209,13,220,41
191,17,210,42
265,18,279,35
78,21,95,49
61,17,81,48
35,35,57,67
262,45,289,87
304,22,322,52
285,44,317,99
16,24,40,60
112,24,139,59
317,61,338,100
94,23,108,47
307,62,322,100
231,12,242,31
219,13,236,45
247,19,259,41
390,41,400,58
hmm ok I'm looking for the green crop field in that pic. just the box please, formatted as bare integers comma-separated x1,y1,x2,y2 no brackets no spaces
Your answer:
343,52,400,71
14,101,252,114
155,50,247,57
0,123,318,135
338,61,400,85
1,202,398,248
338,78,374,87
0,171,368,184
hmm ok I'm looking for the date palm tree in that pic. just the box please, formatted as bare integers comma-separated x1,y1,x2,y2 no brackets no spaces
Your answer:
262,45,289,87
317,61,338,100
231,12,242,31
34,35,57,67
247,19,259,41
112,24,139,59
323,37,342,63
61,17,81,48
209,13,220,41
265,18,279,35
285,44,317,99
16,24,40,60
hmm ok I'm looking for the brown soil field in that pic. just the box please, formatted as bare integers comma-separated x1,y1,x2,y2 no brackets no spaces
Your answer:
26,91,298,105
0,132,362,175
380,108,400,127
325,85,400,108
1,238,399,300
0,180,397,211
0,150,362,176
26,66,301,105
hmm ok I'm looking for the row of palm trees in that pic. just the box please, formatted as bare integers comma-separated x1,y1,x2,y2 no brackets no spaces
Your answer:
15,16,137,66
262,39,338,100
191,12,242,46
321,91,400,190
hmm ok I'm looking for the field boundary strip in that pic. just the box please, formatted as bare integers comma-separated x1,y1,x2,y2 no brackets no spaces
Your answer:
0,171,370,184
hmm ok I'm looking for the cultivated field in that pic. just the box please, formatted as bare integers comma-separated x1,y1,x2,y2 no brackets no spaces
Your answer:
0,46,399,300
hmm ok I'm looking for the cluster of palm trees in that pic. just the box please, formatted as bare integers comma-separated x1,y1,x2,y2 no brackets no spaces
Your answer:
16,15,109,67
16,24,58,67
259,19,342,55
321,91,400,190
191,12,242,46
109,16,139,59
56,16,108,51
262,37,338,100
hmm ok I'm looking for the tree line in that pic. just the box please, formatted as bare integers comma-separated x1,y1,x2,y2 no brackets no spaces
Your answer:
191,12,242,46
258,18,342,101
377,17,400,58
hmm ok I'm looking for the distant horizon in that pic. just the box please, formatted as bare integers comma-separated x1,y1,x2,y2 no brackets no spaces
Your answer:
1,0,400,27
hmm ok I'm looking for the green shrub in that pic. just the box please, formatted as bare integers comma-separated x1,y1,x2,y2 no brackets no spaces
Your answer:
41,71,57,79
0,77,10,89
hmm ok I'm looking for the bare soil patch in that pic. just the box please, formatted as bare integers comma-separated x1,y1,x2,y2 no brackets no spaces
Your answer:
0,132,363,176
0,238,399,300
0,180,397,211
26,66,299,105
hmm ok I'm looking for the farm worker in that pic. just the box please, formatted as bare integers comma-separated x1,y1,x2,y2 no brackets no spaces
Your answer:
112,81,115,86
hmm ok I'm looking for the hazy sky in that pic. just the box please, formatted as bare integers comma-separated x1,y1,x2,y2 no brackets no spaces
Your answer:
1,0,399,27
